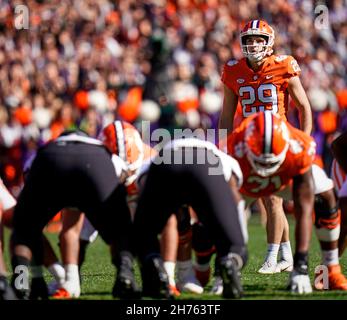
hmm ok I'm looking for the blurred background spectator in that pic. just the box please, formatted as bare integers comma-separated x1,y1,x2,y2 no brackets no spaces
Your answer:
0,0,347,195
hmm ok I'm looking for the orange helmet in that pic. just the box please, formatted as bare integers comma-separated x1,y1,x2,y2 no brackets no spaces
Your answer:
240,20,274,62
100,121,145,182
245,111,289,177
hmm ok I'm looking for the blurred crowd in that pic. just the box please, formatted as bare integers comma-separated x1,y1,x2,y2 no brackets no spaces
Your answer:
0,0,347,195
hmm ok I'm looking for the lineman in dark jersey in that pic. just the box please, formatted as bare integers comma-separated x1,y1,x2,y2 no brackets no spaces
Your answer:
10,130,139,299
134,138,248,299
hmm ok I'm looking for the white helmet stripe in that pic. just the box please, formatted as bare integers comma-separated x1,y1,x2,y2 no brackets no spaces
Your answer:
114,121,126,161
264,111,273,154
252,20,258,29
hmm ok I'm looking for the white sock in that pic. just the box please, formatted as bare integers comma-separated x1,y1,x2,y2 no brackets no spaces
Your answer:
322,249,339,266
65,264,80,284
265,243,280,265
63,264,80,295
163,261,176,286
280,241,293,262
48,262,66,286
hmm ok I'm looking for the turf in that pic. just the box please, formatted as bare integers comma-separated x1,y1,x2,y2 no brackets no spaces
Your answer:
4,214,347,300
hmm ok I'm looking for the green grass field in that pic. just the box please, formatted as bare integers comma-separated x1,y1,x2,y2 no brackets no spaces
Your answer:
4,214,347,300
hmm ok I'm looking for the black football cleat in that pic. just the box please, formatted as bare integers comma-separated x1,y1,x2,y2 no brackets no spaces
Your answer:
141,256,174,300
112,256,141,300
29,277,49,300
219,254,244,299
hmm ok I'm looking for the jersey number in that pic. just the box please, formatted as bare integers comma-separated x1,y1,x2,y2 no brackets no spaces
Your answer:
239,84,278,117
247,175,282,193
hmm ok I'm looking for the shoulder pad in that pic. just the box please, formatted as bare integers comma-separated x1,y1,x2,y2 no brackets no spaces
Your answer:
274,55,289,62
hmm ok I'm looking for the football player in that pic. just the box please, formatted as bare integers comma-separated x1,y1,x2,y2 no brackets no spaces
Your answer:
219,19,312,274
102,121,202,296
228,111,347,293
134,137,248,299
51,121,184,298
2,155,69,299
50,121,150,298
10,129,138,299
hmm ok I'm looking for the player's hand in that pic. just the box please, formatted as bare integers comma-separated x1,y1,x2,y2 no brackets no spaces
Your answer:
287,268,312,294
30,277,49,300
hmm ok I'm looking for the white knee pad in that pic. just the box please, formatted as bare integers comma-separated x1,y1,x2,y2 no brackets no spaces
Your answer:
312,164,334,195
315,225,340,242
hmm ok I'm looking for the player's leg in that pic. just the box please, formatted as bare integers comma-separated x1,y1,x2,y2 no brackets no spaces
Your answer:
133,163,177,299
2,204,66,298
52,208,84,298
337,179,347,256
276,213,294,272
78,216,98,275
0,182,18,300
83,177,140,299
160,213,180,296
0,213,16,300
11,201,61,300
176,206,204,294
190,166,247,299
41,234,66,296
259,195,285,274
210,182,250,296
309,164,347,290
314,190,347,290
288,169,314,294
76,217,98,295
330,159,347,256
256,199,267,227
191,221,215,288
10,149,64,300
